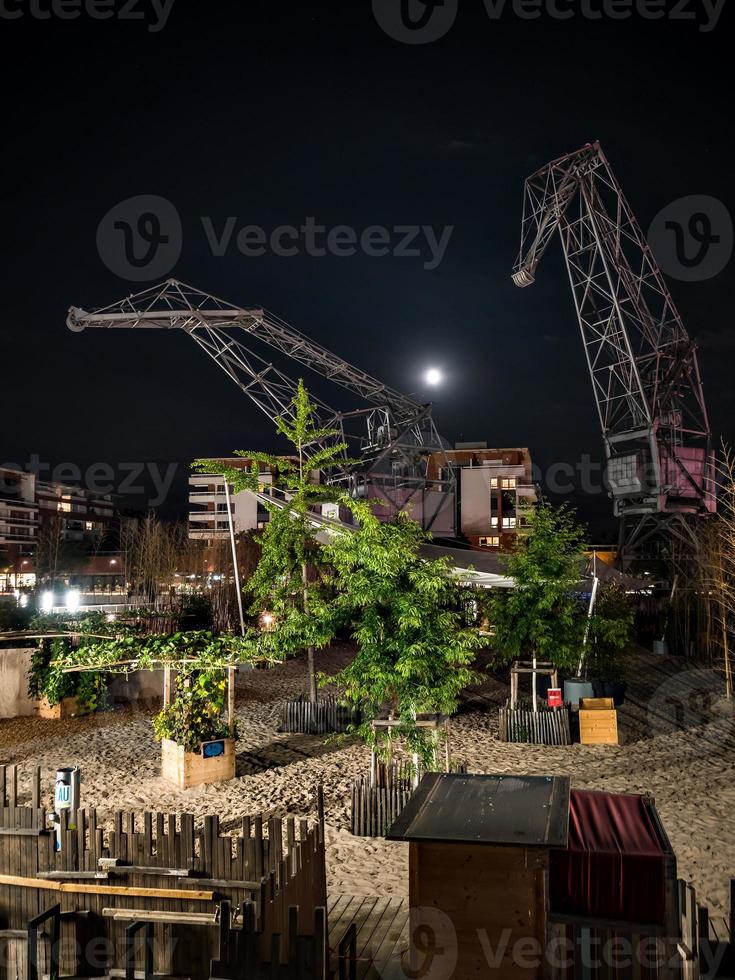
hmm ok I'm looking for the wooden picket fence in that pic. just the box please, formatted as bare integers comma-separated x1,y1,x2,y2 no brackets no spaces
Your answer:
499,700,572,745
351,761,466,838
280,696,360,735
210,900,328,980
0,765,327,980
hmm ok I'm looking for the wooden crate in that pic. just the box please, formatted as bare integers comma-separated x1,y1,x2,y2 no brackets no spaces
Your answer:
160,737,236,789
35,697,88,720
578,697,618,745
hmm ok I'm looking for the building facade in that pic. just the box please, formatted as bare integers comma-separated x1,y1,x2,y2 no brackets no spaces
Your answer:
0,468,120,592
431,443,537,551
189,458,289,545
0,469,38,589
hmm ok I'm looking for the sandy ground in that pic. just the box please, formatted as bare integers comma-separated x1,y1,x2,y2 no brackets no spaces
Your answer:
1,645,733,918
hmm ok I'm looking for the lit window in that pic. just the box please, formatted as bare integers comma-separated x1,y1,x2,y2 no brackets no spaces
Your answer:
490,517,499,527
479,536,500,548
502,517,517,528
489,478,498,488
502,478,517,489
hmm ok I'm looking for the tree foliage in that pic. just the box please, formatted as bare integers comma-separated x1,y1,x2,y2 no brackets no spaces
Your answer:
325,499,485,764
194,379,351,700
586,583,634,682
490,499,587,673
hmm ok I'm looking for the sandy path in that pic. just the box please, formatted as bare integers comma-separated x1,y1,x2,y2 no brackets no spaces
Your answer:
1,645,732,916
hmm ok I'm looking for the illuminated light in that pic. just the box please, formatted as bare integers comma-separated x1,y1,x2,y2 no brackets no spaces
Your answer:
260,611,276,632
19,595,28,608
41,591,54,613
66,590,81,613
425,368,442,386
110,559,117,565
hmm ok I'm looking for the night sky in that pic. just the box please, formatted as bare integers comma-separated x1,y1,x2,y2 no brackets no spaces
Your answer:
2,0,733,537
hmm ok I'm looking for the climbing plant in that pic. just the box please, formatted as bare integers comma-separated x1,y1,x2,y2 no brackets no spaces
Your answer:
152,669,232,752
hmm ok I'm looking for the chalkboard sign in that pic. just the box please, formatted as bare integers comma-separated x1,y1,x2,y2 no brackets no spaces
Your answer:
201,739,226,759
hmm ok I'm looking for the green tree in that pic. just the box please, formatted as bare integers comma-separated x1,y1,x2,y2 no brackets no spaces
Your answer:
325,499,485,765
194,380,350,702
586,583,634,681
490,499,587,673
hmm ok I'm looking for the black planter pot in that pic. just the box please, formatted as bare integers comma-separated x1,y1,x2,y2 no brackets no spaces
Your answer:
591,679,628,707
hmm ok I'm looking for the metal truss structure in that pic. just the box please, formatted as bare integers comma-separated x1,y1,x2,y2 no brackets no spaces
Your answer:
68,279,454,532
512,142,715,560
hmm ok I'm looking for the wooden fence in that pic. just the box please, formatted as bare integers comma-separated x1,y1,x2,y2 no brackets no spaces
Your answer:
280,696,360,735
0,765,327,980
351,761,466,838
210,900,328,980
499,700,572,745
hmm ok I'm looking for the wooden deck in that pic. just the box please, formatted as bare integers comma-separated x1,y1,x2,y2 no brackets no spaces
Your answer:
328,893,409,979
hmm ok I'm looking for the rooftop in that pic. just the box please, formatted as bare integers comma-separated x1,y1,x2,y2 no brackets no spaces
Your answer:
387,773,571,848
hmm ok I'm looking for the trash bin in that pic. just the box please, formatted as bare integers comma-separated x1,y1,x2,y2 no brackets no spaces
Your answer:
54,767,81,815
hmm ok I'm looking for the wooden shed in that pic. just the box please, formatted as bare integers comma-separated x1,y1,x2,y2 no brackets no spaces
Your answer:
387,773,571,979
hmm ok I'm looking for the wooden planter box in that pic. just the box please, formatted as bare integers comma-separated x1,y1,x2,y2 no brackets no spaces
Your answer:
579,697,619,745
160,737,236,789
35,697,89,720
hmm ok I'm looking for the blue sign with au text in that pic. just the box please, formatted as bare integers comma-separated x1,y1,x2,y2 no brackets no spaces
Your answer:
201,740,226,759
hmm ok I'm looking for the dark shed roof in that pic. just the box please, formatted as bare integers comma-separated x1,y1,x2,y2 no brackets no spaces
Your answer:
386,773,571,848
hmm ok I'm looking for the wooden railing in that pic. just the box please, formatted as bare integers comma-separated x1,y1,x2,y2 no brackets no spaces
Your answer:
0,766,327,980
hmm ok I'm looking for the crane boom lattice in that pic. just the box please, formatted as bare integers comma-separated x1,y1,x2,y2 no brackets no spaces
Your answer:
512,142,715,558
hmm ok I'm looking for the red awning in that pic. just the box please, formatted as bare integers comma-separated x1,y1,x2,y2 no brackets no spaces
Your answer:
549,789,669,926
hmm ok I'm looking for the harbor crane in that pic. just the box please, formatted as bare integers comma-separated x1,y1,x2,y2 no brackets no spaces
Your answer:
512,142,715,560
67,279,455,533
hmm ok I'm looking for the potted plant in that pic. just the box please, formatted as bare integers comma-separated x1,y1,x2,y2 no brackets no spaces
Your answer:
28,639,108,719
153,669,236,789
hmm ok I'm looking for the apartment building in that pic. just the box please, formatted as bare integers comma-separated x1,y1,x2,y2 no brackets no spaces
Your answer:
36,480,115,544
0,468,119,591
0,468,38,588
189,458,290,544
431,443,537,551
189,447,537,554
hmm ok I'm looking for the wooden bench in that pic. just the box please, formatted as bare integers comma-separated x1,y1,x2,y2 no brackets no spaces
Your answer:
101,909,217,926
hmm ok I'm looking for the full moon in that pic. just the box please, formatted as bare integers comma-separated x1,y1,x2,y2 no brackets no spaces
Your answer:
425,368,442,386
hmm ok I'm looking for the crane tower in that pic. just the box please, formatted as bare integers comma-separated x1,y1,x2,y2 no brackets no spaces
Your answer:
512,142,715,560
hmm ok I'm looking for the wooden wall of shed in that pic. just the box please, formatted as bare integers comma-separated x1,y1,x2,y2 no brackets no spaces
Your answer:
409,841,549,979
